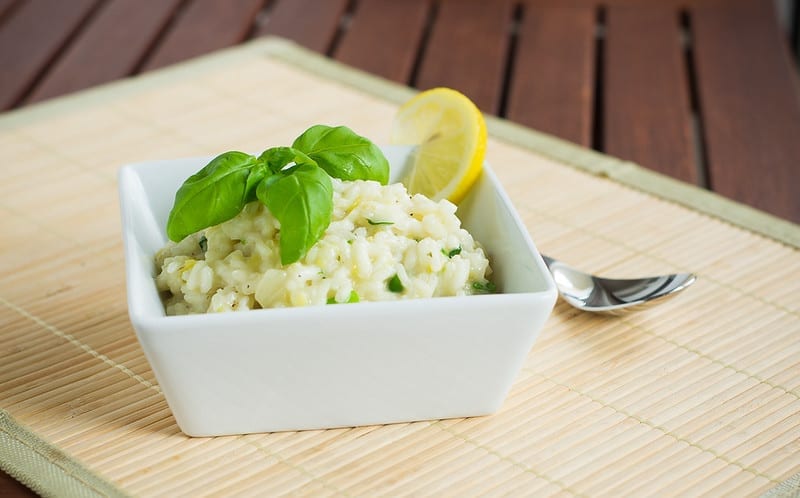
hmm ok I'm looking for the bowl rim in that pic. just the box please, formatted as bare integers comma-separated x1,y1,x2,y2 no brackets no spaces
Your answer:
118,148,557,325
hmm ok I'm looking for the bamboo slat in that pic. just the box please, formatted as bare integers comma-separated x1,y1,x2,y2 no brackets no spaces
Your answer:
0,38,798,497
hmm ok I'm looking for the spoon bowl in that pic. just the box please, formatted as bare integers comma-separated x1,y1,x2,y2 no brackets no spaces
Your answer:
542,255,696,315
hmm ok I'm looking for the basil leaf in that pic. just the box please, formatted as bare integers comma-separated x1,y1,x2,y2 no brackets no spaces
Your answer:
167,151,266,242
258,146,316,174
292,125,389,184
257,163,333,265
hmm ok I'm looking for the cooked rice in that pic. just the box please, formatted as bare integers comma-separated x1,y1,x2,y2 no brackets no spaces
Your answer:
155,179,492,314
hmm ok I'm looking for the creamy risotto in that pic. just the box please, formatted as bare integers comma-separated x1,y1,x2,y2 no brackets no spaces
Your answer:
155,179,492,314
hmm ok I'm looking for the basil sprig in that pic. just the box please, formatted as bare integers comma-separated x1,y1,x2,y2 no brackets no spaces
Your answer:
166,125,389,264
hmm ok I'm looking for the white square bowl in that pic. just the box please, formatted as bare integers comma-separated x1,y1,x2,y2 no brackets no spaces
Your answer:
119,145,557,436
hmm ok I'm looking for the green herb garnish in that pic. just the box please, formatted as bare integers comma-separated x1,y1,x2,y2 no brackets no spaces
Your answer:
442,245,462,258
471,281,497,293
166,151,266,242
166,125,389,265
387,274,405,293
327,291,360,304
292,125,389,184
257,163,333,264
367,218,394,226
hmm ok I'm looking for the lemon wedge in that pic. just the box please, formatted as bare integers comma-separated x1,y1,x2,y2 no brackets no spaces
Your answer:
390,87,487,203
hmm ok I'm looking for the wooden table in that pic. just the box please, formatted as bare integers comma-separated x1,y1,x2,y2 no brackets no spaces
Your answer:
1,0,800,224
1,2,800,497
0,36,798,497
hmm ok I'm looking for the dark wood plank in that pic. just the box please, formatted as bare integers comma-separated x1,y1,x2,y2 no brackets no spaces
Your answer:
143,0,265,71
506,3,596,146
604,5,697,183
26,0,182,103
0,469,36,498
257,0,349,54
691,0,800,222
414,0,515,115
0,0,101,110
334,0,430,84
793,1,800,61
0,0,20,19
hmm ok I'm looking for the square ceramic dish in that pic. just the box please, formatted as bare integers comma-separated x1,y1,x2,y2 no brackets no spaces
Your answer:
119,145,557,436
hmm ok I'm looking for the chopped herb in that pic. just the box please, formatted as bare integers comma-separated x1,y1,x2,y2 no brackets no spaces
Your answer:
198,235,208,252
327,291,360,304
367,218,394,226
442,245,462,258
387,274,405,293
472,281,497,293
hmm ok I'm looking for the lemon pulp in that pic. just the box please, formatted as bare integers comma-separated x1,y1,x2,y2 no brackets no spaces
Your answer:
390,88,487,203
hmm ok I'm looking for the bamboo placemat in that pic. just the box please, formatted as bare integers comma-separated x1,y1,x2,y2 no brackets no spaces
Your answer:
1,38,798,497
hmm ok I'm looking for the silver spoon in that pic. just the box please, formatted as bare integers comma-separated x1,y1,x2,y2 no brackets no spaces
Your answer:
542,255,697,315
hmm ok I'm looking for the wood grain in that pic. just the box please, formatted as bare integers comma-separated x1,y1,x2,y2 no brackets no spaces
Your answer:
691,0,800,222
334,0,431,84
0,470,38,498
414,0,515,115
0,470,35,498
604,5,697,183
26,0,182,103
507,3,596,146
0,0,101,109
0,0,19,19
143,0,265,71
257,0,349,54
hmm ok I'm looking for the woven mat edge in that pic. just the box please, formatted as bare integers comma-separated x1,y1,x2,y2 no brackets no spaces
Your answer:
0,410,128,498
760,472,800,498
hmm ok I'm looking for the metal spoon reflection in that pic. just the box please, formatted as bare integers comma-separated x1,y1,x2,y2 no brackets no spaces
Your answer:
542,255,696,315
